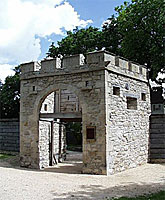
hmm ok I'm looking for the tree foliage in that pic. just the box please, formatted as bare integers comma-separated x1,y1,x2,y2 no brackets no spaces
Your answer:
47,26,103,57
47,0,164,81
102,15,123,56
0,67,20,119
109,0,164,80
65,122,82,148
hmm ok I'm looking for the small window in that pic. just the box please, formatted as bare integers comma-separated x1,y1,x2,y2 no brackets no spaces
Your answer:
86,81,89,87
86,126,96,140
128,62,132,71
127,97,137,110
33,86,35,91
44,104,48,111
113,86,120,96
68,96,70,100
139,66,143,75
141,93,146,101
115,56,119,67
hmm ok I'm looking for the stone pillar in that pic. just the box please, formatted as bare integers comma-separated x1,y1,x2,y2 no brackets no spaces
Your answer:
81,70,107,175
20,80,40,168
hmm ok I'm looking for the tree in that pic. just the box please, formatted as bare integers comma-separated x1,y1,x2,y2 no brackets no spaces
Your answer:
102,15,123,56
47,26,103,58
0,67,20,119
48,0,164,82
103,0,165,81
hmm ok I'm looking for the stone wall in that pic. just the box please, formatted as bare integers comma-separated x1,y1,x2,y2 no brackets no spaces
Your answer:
40,89,81,114
149,115,165,162
60,89,81,113
0,119,19,152
105,67,150,175
39,120,66,168
40,92,55,113
39,120,50,168
52,121,66,163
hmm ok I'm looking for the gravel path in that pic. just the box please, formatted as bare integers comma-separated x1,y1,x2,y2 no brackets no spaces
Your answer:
0,153,165,200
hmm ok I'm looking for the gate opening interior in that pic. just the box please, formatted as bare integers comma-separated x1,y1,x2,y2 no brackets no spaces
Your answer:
39,90,83,173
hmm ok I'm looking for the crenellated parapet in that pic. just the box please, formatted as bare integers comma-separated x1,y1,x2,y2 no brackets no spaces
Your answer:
20,50,148,81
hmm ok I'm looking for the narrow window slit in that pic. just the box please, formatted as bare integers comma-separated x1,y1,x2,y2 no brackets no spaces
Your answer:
113,87,120,96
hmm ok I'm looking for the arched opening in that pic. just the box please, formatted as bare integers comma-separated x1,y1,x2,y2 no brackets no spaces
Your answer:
38,89,83,173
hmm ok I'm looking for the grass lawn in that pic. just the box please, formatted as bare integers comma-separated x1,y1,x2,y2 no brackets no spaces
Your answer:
107,191,165,200
0,153,14,159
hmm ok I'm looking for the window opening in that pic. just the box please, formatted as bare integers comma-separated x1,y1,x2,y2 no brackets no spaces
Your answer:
141,93,146,101
86,81,89,87
113,86,120,96
44,104,48,111
33,86,35,91
127,97,137,110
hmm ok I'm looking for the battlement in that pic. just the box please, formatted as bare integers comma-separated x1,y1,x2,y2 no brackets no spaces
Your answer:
20,51,148,81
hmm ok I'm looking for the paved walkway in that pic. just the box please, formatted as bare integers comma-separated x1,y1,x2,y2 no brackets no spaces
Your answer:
0,153,165,200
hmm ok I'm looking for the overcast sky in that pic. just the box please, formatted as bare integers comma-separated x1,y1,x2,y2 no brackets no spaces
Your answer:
0,0,128,82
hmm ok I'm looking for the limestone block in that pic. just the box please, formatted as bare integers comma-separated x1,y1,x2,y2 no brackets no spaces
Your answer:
119,58,128,69
40,58,61,73
132,63,138,73
62,54,85,68
21,62,40,74
142,67,147,76
86,51,115,65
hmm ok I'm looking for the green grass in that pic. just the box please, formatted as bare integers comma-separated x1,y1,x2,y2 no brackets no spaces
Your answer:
0,153,14,159
107,191,165,200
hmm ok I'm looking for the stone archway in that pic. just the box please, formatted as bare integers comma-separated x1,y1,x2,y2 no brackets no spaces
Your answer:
20,56,107,174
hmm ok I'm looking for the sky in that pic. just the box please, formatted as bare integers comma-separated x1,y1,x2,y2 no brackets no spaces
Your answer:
0,0,129,82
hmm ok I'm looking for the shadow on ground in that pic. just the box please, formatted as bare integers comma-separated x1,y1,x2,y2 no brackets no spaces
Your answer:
51,182,165,200
0,154,41,173
0,153,165,199
0,151,83,174
44,151,83,174
44,161,83,174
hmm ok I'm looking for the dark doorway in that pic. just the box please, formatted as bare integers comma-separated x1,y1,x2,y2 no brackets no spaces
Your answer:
65,122,82,152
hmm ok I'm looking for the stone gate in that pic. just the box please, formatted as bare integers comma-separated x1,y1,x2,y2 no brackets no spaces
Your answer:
20,51,151,175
